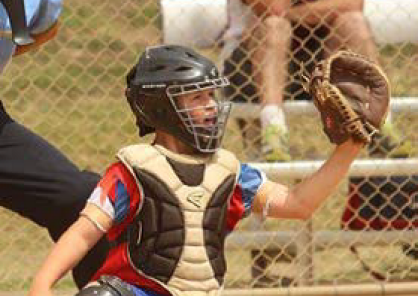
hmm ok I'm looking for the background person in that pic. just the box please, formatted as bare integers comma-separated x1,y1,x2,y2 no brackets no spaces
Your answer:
0,0,109,288
222,0,410,161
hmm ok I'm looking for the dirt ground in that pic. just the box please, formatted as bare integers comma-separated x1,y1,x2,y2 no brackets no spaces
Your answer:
0,292,414,296
0,292,75,296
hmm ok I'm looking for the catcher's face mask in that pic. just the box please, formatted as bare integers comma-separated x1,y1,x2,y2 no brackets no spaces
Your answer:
167,78,231,153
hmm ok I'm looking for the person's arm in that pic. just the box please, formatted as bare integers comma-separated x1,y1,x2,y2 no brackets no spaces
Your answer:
242,0,291,17
28,204,111,296
252,139,363,219
286,0,364,25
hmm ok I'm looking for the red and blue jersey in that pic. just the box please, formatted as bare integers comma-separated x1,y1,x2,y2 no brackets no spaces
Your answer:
87,161,266,295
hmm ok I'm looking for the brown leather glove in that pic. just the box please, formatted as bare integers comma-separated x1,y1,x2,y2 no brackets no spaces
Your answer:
307,50,390,145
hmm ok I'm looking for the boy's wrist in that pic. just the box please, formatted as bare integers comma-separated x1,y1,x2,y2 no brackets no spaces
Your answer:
336,139,364,155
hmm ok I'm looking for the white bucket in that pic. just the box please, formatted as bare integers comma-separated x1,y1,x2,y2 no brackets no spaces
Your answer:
161,0,227,48
364,0,418,44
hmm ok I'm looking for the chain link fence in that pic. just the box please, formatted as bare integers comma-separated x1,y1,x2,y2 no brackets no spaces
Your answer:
0,0,417,293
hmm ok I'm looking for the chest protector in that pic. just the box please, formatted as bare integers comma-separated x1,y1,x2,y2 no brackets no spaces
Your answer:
116,144,239,296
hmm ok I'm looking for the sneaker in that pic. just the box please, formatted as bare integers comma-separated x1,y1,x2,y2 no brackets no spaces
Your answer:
262,124,291,162
368,125,415,158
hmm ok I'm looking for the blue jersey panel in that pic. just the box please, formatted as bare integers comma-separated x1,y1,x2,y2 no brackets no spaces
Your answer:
237,163,265,216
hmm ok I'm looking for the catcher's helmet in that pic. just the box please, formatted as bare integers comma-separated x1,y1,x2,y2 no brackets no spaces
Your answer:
126,45,231,153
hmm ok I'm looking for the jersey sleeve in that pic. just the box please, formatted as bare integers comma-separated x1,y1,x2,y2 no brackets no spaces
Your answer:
0,0,62,69
27,0,62,34
0,0,61,33
87,161,143,239
226,163,267,231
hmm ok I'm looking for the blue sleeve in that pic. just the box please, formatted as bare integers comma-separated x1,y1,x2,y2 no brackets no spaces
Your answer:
0,0,62,32
27,0,62,34
238,163,266,216
0,0,62,73
0,38,14,74
0,4,17,73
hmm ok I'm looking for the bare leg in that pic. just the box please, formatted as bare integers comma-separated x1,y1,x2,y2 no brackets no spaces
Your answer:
324,11,378,60
248,16,292,162
250,16,291,106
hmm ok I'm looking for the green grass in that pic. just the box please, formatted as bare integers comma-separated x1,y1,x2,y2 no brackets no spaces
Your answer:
1,0,418,292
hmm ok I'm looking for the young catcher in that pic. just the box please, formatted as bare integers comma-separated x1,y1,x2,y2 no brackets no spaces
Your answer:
29,45,389,296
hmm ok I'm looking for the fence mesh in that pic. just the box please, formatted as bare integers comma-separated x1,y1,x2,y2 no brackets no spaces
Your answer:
0,0,417,293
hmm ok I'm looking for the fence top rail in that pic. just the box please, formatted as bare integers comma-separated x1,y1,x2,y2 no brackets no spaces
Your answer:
223,281,418,296
226,230,418,249
249,158,418,179
231,97,418,118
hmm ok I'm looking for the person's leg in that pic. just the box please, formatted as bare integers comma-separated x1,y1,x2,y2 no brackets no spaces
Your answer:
223,42,264,161
323,11,378,60
0,114,108,288
248,15,292,162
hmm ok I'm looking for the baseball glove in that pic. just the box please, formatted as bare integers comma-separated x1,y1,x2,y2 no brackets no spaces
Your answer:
306,50,390,145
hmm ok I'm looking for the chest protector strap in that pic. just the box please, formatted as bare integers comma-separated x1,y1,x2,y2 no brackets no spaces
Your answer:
116,145,239,296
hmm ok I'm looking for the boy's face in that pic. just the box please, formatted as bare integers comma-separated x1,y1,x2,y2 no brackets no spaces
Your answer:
169,88,231,152
176,89,218,127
